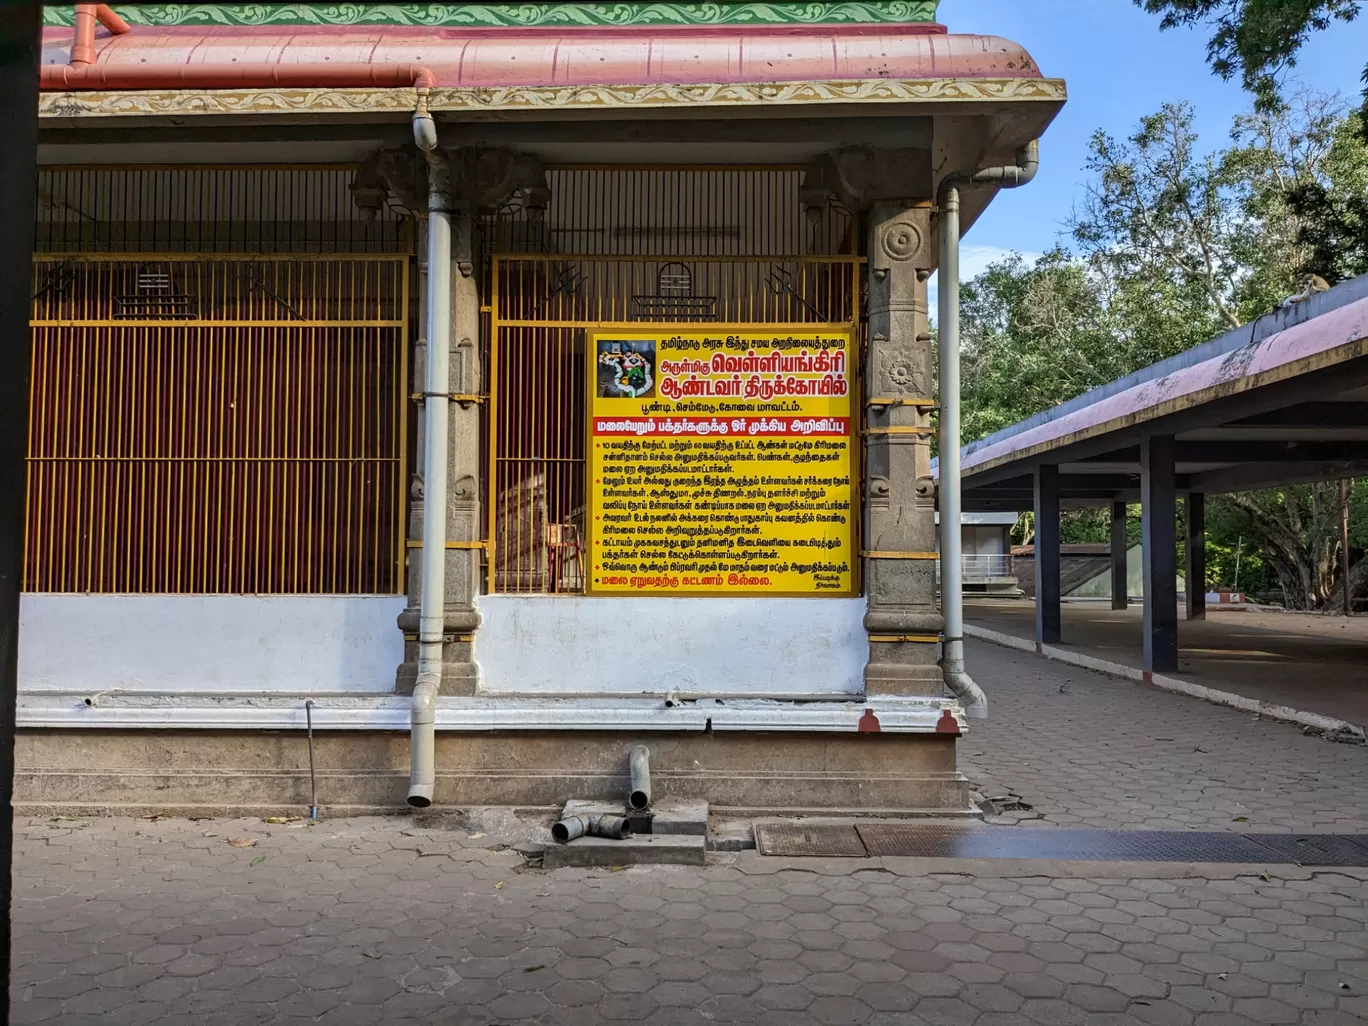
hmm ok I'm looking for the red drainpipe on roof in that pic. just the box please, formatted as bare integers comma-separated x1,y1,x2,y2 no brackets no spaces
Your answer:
69,4,129,69
47,4,437,92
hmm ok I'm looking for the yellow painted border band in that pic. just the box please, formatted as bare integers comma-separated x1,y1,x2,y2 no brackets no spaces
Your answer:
863,426,935,436
410,393,486,403
867,397,936,408
406,540,489,550
869,634,943,644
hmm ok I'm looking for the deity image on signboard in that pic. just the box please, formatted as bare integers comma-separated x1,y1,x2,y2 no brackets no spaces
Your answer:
596,339,656,399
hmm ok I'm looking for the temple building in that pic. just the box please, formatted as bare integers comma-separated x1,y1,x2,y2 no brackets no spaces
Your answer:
18,1,1065,815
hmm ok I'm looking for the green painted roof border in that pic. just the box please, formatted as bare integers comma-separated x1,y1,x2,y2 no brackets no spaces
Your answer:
43,2,939,29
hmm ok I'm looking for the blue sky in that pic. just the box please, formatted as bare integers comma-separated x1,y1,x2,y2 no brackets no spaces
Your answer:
937,0,1368,282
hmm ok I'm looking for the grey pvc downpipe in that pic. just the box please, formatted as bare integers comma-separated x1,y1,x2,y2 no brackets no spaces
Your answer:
408,101,449,808
936,140,1040,720
628,745,651,810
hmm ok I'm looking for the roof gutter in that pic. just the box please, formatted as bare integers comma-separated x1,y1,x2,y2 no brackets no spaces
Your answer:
48,7,437,93
41,61,437,92
935,139,1040,720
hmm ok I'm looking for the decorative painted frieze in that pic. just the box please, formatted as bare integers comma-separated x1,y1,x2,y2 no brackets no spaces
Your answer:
43,2,939,29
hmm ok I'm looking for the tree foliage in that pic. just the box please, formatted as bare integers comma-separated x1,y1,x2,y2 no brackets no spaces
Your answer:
1134,0,1363,112
1135,0,1368,282
961,95,1368,609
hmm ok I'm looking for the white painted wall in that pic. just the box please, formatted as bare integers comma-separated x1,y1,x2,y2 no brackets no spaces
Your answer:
19,595,405,693
475,595,866,696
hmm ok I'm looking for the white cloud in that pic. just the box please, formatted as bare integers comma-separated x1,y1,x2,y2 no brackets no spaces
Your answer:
927,245,1044,322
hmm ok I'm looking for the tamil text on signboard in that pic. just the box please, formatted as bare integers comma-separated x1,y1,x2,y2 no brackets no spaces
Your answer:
588,331,855,596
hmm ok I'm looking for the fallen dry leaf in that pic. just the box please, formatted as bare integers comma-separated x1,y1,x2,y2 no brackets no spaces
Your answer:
227,838,257,848
495,881,504,889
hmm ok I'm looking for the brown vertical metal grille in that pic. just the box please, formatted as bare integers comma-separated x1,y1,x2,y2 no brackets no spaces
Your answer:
27,167,412,595
484,167,861,594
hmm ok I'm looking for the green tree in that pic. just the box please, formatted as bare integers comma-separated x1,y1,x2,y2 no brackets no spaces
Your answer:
959,251,1129,442
959,96,1368,609
1133,0,1364,116
1135,1,1368,281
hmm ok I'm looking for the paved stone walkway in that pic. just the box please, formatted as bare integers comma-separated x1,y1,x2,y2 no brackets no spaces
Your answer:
965,601,1368,726
13,814,1368,1025
960,638,1368,834
12,641,1368,1024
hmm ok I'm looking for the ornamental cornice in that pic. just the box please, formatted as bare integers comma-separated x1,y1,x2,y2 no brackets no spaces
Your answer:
38,77,1068,119
42,2,939,29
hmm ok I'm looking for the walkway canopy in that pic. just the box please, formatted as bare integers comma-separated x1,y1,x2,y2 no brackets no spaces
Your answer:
946,274,1368,674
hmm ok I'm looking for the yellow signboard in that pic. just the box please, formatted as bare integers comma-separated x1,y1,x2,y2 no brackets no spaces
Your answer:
588,330,856,596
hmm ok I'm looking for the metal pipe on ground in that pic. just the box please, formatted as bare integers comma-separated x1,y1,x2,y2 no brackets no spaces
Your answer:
629,745,652,810
552,815,632,843
935,139,1040,721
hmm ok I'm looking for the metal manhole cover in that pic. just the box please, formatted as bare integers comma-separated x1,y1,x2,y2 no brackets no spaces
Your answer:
755,823,868,857
856,825,1285,863
1244,835,1368,867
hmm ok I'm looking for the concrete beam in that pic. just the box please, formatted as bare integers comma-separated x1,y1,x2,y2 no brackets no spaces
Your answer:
1081,441,1368,463
1230,402,1368,429
41,115,936,150
1189,460,1368,495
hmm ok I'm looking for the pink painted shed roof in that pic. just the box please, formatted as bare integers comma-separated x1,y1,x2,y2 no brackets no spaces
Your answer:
959,292,1368,478
41,23,1045,90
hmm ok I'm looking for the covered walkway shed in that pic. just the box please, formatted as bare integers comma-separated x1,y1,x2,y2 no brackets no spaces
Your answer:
954,274,1368,675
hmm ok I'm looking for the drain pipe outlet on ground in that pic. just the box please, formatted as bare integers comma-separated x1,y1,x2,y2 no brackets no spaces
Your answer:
936,140,1040,720
408,98,451,808
552,815,632,843
628,745,652,811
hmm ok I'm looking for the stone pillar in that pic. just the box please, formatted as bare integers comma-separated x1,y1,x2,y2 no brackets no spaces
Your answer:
395,213,480,696
1110,500,1129,611
1034,465,1061,646
863,202,944,696
1142,434,1179,673
1185,492,1206,622
361,145,548,695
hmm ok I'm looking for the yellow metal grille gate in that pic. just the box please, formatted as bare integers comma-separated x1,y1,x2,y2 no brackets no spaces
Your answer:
26,168,412,594
486,167,862,594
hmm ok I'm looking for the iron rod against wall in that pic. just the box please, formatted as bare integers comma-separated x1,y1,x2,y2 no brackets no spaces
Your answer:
305,699,318,821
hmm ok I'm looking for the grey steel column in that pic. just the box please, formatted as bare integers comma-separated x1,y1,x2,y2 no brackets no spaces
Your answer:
1142,435,1179,673
1110,500,1128,611
1033,465,1061,646
1185,492,1206,622
1,3,42,1021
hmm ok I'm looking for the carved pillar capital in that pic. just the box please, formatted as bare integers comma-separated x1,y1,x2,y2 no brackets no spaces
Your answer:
351,144,549,221
799,145,933,217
